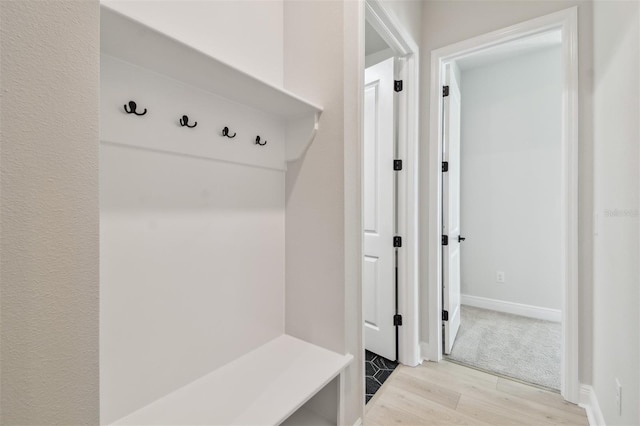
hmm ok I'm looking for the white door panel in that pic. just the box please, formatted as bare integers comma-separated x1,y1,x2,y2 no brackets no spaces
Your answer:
443,62,462,355
364,87,379,234
363,255,379,329
364,57,395,361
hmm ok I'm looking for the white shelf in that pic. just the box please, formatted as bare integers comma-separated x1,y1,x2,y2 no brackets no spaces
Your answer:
111,335,353,426
100,5,322,163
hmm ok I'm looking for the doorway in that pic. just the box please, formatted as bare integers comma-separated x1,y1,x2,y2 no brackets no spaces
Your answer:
427,8,579,403
363,28,396,363
362,0,421,403
442,38,564,390
363,16,400,405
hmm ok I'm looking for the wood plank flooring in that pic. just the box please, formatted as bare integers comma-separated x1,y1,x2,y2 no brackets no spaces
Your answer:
365,361,588,425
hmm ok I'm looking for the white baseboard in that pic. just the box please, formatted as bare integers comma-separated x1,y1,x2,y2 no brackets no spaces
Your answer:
579,384,605,426
461,294,561,322
351,417,362,426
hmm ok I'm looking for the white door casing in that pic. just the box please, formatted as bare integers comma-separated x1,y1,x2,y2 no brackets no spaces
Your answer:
442,62,462,355
426,8,578,402
364,57,396,361
365,0,422,368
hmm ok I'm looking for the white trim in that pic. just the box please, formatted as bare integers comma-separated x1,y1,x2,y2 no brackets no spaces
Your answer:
364,0,421,367
419,342,431,362
427,7,580,403
365,1,416,56
461,295,561,322
579,385,605,426
351,418,363,426
343,2,365,425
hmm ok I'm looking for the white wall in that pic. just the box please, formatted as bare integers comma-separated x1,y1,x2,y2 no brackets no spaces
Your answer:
592,1,639,424
100,0,364,424
283,0,346,370
101,0,284,87
420,0,594,385
0,1,100,424
283,1,364,424
100,146,285,423
460,46,563,311
99,2,289,422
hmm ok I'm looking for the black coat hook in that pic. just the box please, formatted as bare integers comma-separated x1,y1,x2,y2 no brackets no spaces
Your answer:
124,100,147,116
255,136,267,146
180,115,197,128
222,126,236,138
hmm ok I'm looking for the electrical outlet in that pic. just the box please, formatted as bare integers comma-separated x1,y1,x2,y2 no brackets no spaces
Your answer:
615,378,622,415
496,271,505,283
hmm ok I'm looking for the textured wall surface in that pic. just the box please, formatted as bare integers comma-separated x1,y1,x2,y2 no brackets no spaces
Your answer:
0,1,100,424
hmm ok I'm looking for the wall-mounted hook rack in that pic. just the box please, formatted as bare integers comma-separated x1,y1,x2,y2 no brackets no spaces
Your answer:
102,7,323,170
222,127,236,138
124,100,147,116
255,136,267,146
180,115,197,128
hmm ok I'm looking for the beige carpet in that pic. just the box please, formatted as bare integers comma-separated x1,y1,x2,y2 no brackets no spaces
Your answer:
447,305,561,390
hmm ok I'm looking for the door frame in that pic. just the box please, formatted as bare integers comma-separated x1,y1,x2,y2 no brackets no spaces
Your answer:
365,0,421,367
426,7,580,403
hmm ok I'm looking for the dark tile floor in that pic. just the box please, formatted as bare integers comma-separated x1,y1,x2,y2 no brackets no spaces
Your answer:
365,350,398,403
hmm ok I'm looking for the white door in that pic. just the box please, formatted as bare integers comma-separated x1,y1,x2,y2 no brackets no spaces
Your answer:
442,62,462,355
364,58,396,361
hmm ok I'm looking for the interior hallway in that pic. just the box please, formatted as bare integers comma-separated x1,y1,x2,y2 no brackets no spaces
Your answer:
365,360,588,425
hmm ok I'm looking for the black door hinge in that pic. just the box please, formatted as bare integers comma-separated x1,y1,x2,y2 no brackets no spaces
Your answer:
442,235,448,246
393,236,402,248
442,310,449,321
443,85,449,97
442,161,449,172
393,159,403,171
394,314,403,326
394,80,403,92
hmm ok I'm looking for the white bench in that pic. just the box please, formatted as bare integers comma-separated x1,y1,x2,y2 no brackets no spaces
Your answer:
112,335,353,426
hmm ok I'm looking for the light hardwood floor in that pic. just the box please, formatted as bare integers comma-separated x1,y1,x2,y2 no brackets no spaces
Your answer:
364,361,588,425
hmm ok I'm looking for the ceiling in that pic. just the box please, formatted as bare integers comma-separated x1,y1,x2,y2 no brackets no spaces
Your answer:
365,21,390,56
